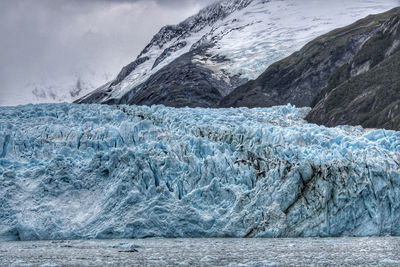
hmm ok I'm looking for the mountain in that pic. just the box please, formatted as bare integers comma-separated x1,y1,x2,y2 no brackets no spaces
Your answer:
76,0,398,108
1,103,399,240
221,7,400,131
219,7,398,107
0,71,112,107
306,14,400,130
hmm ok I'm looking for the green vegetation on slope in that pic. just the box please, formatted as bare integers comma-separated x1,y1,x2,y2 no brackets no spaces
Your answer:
307,14,400,130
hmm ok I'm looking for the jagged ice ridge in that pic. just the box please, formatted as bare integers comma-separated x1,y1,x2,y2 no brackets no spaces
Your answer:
0,103,400,240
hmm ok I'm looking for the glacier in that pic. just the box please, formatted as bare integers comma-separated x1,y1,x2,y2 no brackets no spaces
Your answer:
0,103,400,241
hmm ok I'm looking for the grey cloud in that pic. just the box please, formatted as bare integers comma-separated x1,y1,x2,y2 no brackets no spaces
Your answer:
82,0,217,6
32,0,218,9
0,0,218,105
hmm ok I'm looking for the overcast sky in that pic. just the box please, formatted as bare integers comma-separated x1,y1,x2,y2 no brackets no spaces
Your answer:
0,0,217,105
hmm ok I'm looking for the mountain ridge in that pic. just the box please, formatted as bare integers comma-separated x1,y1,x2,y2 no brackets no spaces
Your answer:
219,7,400,107
76,0,254,105
76,0,398,108
221,6,400,130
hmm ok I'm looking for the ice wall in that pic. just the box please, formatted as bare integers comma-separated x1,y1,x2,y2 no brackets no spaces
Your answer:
0,103,399,240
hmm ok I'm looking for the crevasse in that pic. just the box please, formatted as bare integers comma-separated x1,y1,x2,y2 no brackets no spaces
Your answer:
0,103,399,240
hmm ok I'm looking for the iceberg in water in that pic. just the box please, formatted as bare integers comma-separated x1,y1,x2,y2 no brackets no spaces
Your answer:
0,103,399,240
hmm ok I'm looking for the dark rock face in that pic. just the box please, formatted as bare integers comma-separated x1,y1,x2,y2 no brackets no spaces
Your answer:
111,57,150,87
76,45,243,108
219,8,400,109
307,14,400,130
73,82,113,104
106,47,235,108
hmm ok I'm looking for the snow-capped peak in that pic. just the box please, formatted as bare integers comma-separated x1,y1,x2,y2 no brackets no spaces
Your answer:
139,0,253,57
78,0,399,105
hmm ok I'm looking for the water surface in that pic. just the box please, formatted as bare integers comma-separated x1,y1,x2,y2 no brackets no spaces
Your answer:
1,237,400,266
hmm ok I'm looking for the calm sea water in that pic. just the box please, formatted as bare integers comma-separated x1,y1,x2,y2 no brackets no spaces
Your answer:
1,237,400,266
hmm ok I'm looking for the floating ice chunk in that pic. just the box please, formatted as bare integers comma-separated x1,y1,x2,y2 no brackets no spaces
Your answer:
118,243,141,249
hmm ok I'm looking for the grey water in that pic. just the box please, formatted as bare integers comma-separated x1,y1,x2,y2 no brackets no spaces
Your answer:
1,237,400,266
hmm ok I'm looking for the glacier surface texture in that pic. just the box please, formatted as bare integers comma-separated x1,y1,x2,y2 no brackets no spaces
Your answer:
0,103,400,241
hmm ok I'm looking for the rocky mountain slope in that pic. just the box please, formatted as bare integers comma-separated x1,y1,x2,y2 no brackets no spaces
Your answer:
1,103,399,240
76,0,398,107
221,7,400,130
220,8,398,106
307,14,400,130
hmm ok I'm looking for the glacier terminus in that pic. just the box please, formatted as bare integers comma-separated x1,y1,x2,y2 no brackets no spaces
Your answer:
0,103,399,241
